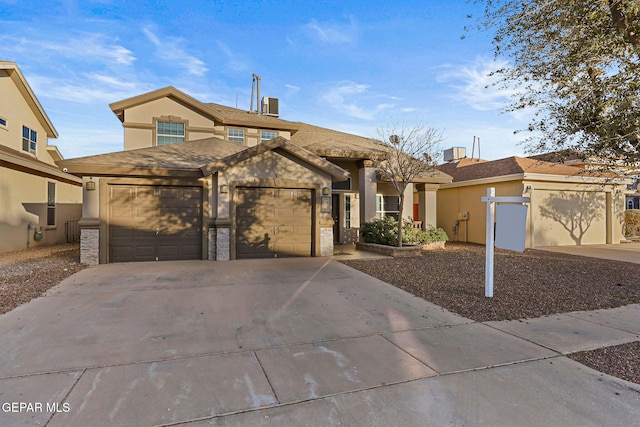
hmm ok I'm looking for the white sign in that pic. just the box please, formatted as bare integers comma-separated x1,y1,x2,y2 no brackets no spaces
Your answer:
495,204,528,252
481,188,530,297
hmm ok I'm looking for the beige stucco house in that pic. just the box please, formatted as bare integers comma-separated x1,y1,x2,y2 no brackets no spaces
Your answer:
0,61,82,253
59,86,450,264
437,156,630,248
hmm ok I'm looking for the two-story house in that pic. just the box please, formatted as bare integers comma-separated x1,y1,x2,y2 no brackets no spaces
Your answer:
59,86,450,264
0,61,82,253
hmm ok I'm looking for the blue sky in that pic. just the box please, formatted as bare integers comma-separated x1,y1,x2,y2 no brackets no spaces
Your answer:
1,0,530,160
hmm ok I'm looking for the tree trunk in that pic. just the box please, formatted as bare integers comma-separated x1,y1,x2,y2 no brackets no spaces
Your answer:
397,193,404,247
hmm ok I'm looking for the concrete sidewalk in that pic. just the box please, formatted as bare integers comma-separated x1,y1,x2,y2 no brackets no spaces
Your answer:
536,242,640,264
0,259,638,426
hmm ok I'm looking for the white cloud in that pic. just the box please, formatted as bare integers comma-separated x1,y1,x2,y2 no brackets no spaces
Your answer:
437,57,516,111
143,27,208,77
0,33,135,66
320,81,397,120
301,17,358,45
28,74,149,104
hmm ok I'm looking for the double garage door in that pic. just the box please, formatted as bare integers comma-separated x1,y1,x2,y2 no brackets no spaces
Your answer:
108,185,312,262
109,185,203,262
236,187,312,259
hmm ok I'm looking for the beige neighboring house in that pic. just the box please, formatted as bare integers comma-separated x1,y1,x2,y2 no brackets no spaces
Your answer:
59,86,450,264
437,156,630,248
0,61,82,253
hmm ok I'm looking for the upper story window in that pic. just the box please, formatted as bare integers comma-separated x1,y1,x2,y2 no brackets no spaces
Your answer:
228,128,245,145
260,131,277,143
22,126,37,153
157,121,185,146
0,117,7,128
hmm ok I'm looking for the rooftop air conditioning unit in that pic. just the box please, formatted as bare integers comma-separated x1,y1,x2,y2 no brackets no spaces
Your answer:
261,97,279,117
444,147,466,162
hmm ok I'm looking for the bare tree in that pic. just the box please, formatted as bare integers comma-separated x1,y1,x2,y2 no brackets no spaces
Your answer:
373,123,444,247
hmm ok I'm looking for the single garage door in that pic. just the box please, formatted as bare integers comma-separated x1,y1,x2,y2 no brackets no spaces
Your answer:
236,187,312,259
109,185,202,262
533,190,608,246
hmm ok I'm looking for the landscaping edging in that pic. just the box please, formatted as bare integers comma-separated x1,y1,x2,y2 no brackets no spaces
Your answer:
355,242,422,257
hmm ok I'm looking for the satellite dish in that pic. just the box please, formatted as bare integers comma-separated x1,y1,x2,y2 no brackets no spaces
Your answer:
389,135,400,145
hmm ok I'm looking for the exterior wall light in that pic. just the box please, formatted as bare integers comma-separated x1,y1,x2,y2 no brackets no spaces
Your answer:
322,187,330,196
220,184,229,194
86,180,96,191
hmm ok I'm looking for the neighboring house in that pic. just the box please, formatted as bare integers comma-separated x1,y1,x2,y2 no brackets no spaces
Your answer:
437,156,630,247
0,61,82,253
530,150,640,211
59,86,451,264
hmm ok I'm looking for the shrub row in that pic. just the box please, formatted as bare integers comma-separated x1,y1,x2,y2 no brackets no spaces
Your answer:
360,216,448,246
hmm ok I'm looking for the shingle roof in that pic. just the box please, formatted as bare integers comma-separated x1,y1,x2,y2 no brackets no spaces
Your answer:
438,156,612,182
289,123,388,158
58,137,349,180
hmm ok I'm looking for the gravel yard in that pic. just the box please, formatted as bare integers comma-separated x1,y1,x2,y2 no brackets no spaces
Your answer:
342,242,640,384
0,244,85,315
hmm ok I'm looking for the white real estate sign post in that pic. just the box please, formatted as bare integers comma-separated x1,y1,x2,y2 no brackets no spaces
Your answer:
481,188,530,297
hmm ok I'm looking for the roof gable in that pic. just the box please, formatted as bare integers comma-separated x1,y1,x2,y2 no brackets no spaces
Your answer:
0,61,57,138
110,86,299,132
201,137,349,180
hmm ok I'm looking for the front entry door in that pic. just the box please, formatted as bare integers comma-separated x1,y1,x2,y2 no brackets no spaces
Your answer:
332,194,340,244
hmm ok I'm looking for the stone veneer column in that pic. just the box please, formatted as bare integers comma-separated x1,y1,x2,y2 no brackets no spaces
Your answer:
358,160,378,226
78,218,100,265
207,224,217,260
213,218,231,261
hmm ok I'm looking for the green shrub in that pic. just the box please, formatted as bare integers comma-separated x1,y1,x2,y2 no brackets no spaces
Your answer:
360,216,398,246
361,217,449,246
625,209,640,237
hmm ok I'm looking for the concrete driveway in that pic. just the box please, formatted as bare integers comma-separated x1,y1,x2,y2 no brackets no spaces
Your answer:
0,258,638,426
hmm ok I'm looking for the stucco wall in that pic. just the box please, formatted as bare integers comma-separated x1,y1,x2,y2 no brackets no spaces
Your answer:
438,179,626,247
120,97,293,150
0,69,55,165
437,181,524,245
0,167,82,252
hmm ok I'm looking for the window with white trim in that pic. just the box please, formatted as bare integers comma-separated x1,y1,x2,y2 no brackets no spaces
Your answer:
260,131,277,142
0,117,7,129
157,121,185,146
228,128,245,145
22,125,37,153
376,194,400,220
47,182,56,226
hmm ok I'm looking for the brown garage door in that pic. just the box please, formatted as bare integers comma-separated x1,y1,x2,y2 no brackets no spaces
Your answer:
236,188,312,259
109,185,202,262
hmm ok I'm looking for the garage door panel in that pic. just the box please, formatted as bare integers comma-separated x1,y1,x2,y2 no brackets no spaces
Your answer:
534,190,607,246
236,187,311,259
109,185,202,262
